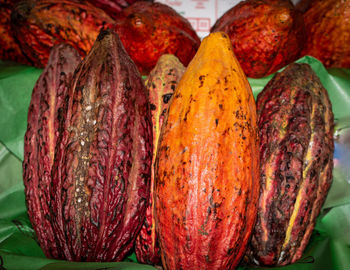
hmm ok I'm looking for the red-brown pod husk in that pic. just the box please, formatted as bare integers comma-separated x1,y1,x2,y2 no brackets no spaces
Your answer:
11,0,115,68
113,1,200,75
211,0,305,78
247,63,334,266
0,0,31,64
86,0,153,20
23,43,81,259
50,29,153,261
300,0,350,68
135,54,185,265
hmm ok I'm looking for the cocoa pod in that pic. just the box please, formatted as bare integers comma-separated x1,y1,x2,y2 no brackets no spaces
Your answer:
50,29,153,261
247,63,334,266
11,0,115,68
135,54,185,265
86,0,154,20
23,43,81,259
113,1,200,75
0,0,31,64
155,32,260,270
211,0,305,78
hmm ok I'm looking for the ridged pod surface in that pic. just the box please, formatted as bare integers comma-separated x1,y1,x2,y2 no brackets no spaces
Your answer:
23,44,81,259
113,1,200,75
0,0,31,64
135,54,185,265
301,0,350,68
11,0,115,68
155,32,260,270
247,63,334,266
211,0,305,78
49,29,153,261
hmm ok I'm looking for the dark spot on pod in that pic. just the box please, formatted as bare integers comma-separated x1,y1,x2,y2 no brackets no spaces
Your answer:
162,93,173,104
227,248,234,255
97,29,111,41
171,84,176,91
219,104,223,110
199,75,205,88
215,119,219,127
152,82,156,89
150,104,156,111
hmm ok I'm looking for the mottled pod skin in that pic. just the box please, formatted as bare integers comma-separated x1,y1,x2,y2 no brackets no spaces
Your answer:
155,32,260,270
11,0,115,68
300,0,350,68
135,54,185,265
247,63,334,266
211,0,305,78
0,0,31,64
23,44,81,259
50,29,153,262
113,1,200,75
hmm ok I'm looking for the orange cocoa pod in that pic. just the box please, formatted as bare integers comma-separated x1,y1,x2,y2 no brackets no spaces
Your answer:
155,32,260,270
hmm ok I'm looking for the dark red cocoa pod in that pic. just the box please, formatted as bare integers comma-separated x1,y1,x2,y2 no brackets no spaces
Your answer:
247,63,334,266
23,43,81,259
0,0,32,64
11,0,115,68
50,29,153,261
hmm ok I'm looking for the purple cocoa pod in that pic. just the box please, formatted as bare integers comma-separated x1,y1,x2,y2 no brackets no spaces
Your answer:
23,43,81,259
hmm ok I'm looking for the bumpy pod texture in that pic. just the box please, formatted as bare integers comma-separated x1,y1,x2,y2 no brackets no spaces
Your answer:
301,0,350,68
50,29,152,261
23,43,81,259
0,0,31,64
11,0,114,68
24,30,153,261
211,0,305,78
155,32,260,270
247,63,334,266
135,54,185,265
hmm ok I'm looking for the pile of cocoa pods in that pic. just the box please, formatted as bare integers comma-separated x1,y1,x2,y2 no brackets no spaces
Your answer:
22,25,334,269
2,0,335,269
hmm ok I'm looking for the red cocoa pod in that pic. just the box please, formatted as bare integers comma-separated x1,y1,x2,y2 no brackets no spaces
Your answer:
86,0,154,20
300,0,350,68
247,63,334,266
0,0,31,64
135,54,185,265
23,43,81,259
211,0,305,78
11,0,115,68
50,29,153,261
113,1,200,75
